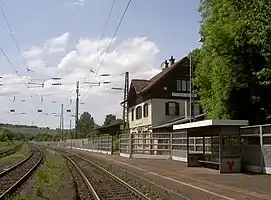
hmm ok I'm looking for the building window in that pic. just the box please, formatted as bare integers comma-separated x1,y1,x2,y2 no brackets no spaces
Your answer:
143,103,148,117
136,106,142,119
177,79,190,92
131,108,134,121
181,80,187,91
176,80,181,91
165,102,180,116
187,80,190,91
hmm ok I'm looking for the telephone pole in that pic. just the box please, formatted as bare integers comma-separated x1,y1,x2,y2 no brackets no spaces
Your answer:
75,81,79,139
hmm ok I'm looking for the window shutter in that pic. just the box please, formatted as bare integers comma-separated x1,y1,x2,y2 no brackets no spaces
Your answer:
165,102,169,115
175,102,180,116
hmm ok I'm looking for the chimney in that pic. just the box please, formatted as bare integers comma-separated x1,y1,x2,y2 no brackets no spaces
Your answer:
169,56,175,66
161,60,169,70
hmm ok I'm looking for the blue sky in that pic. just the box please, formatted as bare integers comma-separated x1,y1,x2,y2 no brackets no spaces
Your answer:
0,0,202,127
2,0,201,68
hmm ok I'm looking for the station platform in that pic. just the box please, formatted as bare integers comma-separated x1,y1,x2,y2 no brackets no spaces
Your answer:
71,149,271,200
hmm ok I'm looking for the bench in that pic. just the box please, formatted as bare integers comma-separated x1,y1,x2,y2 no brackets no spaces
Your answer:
198,160,220,170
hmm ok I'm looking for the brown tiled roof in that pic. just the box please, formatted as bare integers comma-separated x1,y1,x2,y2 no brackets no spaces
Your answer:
139,56,188,93
131,79,149,93
129,56,189,94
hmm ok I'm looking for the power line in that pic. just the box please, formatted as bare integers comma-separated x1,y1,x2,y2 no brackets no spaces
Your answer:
0,4,32,72
100,0,116,39
0,47,38,110
81,0,132,102
60,0,116,87
85,0,132,81
88,0,116,84
84,0,116,80
15,0,132,127
64,0,131,113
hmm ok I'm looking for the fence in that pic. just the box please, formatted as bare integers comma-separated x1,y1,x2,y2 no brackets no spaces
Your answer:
119,131,220,161
118,124,271,174
119,134,130,157
131,132,171,159
66,135,113,155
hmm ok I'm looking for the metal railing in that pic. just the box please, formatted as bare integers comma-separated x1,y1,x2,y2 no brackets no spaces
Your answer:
119,131,220,160
66,135,113,154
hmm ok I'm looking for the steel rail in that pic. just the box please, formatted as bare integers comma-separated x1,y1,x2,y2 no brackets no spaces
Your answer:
66,152,150,200
0,143,23,158
0,151,33,176
0,148,43,199
64,154,101,200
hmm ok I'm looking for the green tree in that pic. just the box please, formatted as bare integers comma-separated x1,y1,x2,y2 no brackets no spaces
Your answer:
0,128,13,142
103,114,123,126
194,0,271,124
77,112,96,138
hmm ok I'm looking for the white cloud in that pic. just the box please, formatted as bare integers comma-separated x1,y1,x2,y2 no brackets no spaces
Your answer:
23,47,43,58
69,0,85,6
44,32,70,54
1,33,161,128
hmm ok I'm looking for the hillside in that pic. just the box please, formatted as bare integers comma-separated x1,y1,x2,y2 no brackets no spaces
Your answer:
0,123,59,136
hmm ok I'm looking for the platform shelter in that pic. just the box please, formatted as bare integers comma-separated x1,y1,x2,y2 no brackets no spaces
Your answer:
173,120,248,173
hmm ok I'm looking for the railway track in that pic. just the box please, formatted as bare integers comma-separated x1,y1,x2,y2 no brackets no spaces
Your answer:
0,143,23,158
64,153,150,200
0,146,43,199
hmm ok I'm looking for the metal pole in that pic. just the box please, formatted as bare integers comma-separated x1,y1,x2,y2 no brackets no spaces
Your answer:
125,72,129,123
61,103,64,141
59,115,61,141
259,125,264,173
70,119,72,149
75,81,79,139
191,58,195,121
189,55,192,122
70,119,72,136
122,72,129,134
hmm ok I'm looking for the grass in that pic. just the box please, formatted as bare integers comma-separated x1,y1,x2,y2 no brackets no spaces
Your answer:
0,141,20,152
8,150,73,200
0,143,29,167
5,127,58,136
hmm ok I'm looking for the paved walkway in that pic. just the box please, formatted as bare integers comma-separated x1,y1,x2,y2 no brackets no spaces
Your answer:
72,150,271,200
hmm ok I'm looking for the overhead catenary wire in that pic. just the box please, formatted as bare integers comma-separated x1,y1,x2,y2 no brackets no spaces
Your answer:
80,0,132,103
64,0,131,113
1,0,132,127
85,0,116,81
0,47,38,110
100,0,116,39
58,1,116,86
0,4,32,72
84,0,132,82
